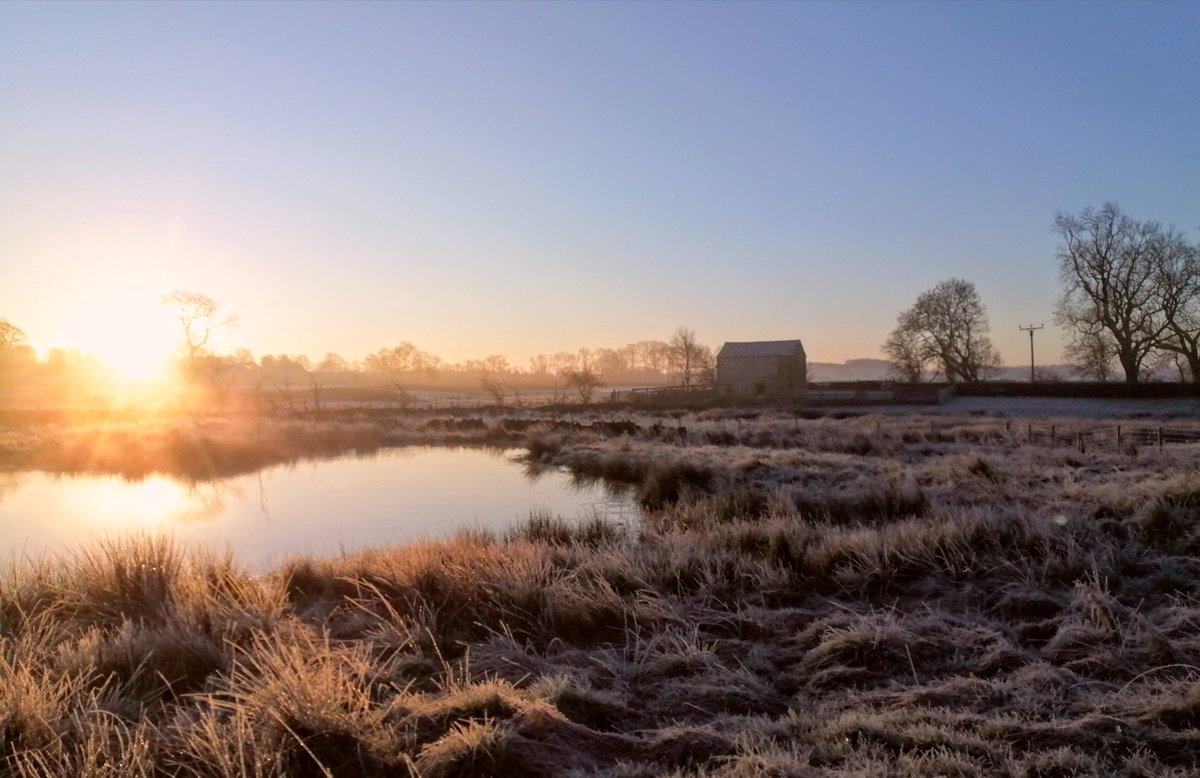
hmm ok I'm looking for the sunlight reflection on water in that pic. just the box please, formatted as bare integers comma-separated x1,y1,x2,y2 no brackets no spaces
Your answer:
0,447,638,568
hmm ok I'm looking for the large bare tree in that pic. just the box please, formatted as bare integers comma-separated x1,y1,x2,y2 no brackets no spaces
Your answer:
883,278,1000,383
1147,227,1200,382
668,327,707,387
1054,203,1167,383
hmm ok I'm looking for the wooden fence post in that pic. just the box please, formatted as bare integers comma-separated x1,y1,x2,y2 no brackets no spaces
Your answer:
1027,424,1032,443
1051,425,1056,445
1159,427,1164,449
1116,425,1122,448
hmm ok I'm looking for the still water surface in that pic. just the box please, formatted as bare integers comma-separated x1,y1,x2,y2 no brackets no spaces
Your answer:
0,447,636,568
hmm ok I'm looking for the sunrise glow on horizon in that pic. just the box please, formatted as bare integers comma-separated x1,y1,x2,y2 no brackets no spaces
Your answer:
3,2,1198,373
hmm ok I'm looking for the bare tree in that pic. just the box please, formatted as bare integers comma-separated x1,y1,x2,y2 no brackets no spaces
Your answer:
668,327,706,387
884,278,999,383
637,340,671,376
1054,203,1167,383
162,291,235,364
162,291,237,391
550,351,578,375
0,319,34,384
364,342,418,377
1148,228,1200,382
528,354,551,376
0,319,32,364
1062,325,1118,381
317,353,350,372
882,326,931,382
257,354,307,412
365,343,429,405
479,375,508,407
0,319,25,352
594,348,628,379
211,350,253,407
564,369,603,403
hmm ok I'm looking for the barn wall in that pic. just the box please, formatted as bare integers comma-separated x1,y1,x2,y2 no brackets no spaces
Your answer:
717,355,807,397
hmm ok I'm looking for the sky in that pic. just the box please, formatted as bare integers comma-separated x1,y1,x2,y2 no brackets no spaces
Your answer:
2,1,1198,374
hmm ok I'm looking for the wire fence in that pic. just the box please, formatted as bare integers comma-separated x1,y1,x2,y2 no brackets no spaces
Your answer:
1023,423,1200,452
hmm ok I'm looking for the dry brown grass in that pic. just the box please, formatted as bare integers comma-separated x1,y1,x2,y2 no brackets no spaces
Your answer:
5,408,1200,774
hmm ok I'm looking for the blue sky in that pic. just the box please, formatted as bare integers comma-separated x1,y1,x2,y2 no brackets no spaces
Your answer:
2,1,1197,370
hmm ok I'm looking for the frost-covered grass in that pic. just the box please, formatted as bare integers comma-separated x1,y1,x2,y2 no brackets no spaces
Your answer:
4,407,1200,774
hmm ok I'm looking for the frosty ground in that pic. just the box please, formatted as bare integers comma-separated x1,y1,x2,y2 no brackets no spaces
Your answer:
3,402,1200,775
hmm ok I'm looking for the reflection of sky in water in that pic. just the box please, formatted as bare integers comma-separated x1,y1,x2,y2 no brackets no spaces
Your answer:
0,447,637,569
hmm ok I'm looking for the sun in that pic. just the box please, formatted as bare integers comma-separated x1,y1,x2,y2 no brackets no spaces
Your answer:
55,289,179,381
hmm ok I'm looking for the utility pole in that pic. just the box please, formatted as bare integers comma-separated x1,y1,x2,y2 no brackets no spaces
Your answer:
1019,324,1044,382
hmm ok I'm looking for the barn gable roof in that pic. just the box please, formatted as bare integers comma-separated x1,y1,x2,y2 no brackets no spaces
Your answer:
717,340,805,359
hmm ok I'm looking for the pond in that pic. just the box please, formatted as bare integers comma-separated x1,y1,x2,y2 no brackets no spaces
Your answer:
0,446,637,568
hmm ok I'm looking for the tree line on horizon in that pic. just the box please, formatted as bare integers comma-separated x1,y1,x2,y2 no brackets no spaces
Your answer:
883,202,1200,384
0,299,715,404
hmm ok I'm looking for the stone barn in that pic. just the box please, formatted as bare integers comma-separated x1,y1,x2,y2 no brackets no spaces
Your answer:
716,340,807,398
